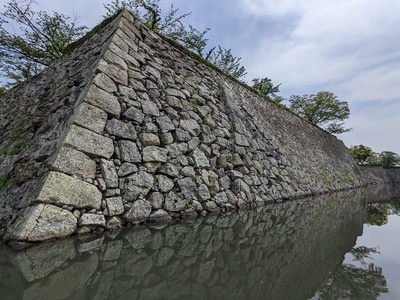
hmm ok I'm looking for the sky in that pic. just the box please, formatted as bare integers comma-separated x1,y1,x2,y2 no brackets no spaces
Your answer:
2,0,399,154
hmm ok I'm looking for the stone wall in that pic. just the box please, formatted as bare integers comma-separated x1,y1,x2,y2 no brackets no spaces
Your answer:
0,10,396,241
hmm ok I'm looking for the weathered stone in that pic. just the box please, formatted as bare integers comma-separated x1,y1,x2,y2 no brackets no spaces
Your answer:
124,199,152,224
93,72,117,93
79,214,106,227
232,179,251,196
198,184,211,202
10,204,77,241
123,107,144,124
156,175,174,193
155,116,175,132
166,88,186,99
219,175,232,190
36,172,102,209
192,148,210,168
229,170,244,180
52,147,96,179
232,153,244,167
119,140,141,163
106,216,123,230
188,137,201,151
160,132,174,145
177,177,197,198
164,192,186,212
142,100,160,116
143,146,168,162
158,163,179,177
166,143,189,158
234,133,250,147
100,159,119,188
84,85,121,118
203,201,220,213
213,192,228,205
180,119,201,136
145,192,163,209
166,96,183,110
147,209,172,223
105,118,137,140
145,65,161,79
139,133,160,146
65,125,114,159
174,128,191,142
192,200,203,213
123,171,154,200
106,197,124,216
181,166,195,177
74,103,108,134
98,59,128,86
118,162,138,177
104,49,128,70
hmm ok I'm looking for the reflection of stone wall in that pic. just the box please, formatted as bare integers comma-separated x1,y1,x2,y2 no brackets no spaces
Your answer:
0,10,369,241
0,191,366,299
359,166,400,185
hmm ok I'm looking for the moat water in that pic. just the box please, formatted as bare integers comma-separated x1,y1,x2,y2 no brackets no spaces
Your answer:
0,185,399,300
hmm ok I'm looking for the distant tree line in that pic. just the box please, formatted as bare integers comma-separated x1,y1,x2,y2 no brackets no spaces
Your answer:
348,144,400,167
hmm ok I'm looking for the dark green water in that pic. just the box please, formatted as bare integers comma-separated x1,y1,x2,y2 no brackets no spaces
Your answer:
1,185,399,300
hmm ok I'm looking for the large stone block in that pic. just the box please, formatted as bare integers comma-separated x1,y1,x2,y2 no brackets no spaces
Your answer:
36,172,102,209
143,146,168,162
65,125,114,159
73,102,108,134
124,199,152,225
10,204,77,241
84,84,121,118
52,147,96,179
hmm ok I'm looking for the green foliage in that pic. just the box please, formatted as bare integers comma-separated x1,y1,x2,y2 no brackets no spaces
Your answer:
288,91,352,134
348,145,373,165
379,151,400,168
251,77,282,103
0,175,10,190
0,0,87,87
0,85,6,95
105,0,247,79
209,46,247,79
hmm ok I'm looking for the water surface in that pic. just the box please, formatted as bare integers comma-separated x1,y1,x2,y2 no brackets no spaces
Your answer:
0,185,399,299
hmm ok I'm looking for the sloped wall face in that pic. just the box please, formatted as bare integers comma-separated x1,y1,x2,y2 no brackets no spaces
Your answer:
0,16,121,236
1,10,367,241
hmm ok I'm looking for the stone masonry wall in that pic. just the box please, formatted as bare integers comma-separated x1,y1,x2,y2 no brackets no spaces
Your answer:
0,10,396,241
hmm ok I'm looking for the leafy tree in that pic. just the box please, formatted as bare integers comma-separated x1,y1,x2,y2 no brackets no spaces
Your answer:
379,151,400,168
0,0,88,87
104,0,247,79
366,152,381,165
209,45,247,79
288,91,352,134
348,145,374,165
0,85,6,95
251,77,283,103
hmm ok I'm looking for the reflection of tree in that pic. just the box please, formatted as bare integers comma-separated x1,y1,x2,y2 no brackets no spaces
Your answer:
366,199,400,226
365,203,389,226
316,246,388,299
316,263,388,299
349,246,379,267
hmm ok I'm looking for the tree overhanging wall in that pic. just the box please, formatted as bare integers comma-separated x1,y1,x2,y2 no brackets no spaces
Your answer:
0,10,394,242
